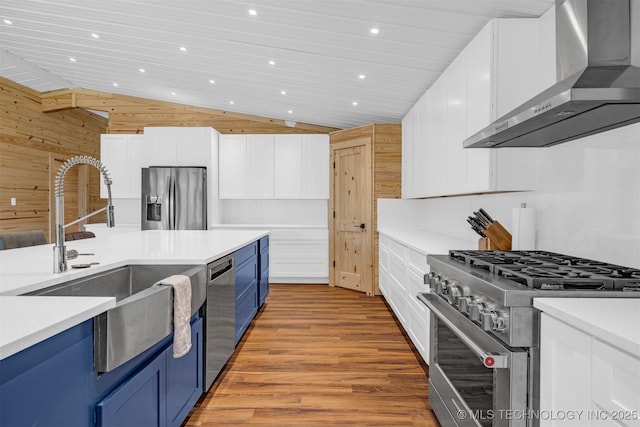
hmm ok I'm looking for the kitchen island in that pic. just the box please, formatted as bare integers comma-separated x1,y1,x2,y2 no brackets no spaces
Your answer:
0,229,267,426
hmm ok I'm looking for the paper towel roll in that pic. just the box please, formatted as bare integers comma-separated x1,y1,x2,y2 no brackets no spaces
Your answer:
512,204,536,250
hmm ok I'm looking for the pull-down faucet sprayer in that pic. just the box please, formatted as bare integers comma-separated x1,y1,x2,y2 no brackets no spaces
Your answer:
53,156,115,273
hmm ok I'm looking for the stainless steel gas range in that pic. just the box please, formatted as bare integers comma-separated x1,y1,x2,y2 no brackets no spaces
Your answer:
418,250,640,427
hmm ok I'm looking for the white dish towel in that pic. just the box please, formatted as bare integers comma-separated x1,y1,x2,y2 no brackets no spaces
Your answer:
155,274,192,358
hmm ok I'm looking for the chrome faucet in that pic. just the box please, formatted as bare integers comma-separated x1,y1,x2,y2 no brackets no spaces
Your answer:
53,156,115,273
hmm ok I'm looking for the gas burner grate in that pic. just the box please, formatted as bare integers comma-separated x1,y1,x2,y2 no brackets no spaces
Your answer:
448,250,640,291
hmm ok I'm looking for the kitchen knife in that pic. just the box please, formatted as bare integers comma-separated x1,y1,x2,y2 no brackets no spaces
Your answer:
472,212,491,228
467,216,484,231
479,208,495,223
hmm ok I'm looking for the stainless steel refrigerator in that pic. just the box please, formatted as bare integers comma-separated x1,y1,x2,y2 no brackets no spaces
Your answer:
141,167,207,230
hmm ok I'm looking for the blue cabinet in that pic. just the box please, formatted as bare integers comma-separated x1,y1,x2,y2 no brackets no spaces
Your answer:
234,241,258,345
96,350,167,427
167,317,203,427
258,235,270,306
96,317,203,427
0,315,203,427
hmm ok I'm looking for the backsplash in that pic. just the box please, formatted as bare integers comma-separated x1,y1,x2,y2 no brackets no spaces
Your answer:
378,123,640,268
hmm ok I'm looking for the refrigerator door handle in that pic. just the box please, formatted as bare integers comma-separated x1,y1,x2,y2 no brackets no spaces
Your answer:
169,175,177,230
162,175,172,230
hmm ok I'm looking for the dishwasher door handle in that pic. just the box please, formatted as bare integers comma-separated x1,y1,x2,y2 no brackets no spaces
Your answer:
209,260,233,281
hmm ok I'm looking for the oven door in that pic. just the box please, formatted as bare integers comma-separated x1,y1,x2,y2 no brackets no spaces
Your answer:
419,294,529,427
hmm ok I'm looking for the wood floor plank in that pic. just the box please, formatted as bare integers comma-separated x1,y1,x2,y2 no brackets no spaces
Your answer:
184,284,440,426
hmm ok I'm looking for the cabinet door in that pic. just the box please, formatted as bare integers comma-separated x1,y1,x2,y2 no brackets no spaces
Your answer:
101,134,145,199
219,135,247,199
401,104,417,198
302,134,329,199
466,21,493,138
274,135,303,199
146,127,179,166
425,78,447,197
96,350,167,427
445,53,468,195
539,314,591,426
166,318,203,427
246,135,274,199
177,127,210,167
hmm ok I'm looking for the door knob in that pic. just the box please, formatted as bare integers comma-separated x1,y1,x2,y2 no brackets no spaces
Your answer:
359,223,365,229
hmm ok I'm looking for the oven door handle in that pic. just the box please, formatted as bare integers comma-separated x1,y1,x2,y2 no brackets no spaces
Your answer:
421,294,509,369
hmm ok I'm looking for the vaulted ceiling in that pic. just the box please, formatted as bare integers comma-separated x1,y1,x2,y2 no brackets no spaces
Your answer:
0,0,554,129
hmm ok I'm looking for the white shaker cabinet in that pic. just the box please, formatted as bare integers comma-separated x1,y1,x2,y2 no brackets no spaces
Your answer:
378,234,430,364
301,134,330,199
144,127,210,167
218,135,247,199
100,134,145,199
401,14,553,198
274,135,303,199
246,135,274,199
219,134,329,200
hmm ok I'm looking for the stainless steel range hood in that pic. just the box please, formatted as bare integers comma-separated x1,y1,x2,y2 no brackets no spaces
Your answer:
464,0,640,148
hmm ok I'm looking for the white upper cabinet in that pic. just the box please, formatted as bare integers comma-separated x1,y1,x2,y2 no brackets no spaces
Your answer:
401,10,554,198
218,135,247,199
100,134,145,199
301,134,330,199
144,127,210,167
246,135,274,199
219,134,329,200
274,135,303,199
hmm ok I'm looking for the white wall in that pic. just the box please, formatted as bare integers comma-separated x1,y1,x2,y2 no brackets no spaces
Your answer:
220,200,328,225
379,123,640,268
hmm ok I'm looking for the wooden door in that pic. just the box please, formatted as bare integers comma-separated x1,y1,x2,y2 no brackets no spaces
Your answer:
330,137,372,294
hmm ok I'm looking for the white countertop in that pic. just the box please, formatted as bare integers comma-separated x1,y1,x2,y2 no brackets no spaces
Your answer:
0,296,115,360
534,298,640,356
378,227,476,255
0,229,268,360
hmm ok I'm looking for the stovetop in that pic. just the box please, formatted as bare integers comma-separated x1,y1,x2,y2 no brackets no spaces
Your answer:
448,250,640,292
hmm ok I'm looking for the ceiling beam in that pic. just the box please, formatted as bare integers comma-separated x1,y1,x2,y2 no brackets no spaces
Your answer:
40,88,339,134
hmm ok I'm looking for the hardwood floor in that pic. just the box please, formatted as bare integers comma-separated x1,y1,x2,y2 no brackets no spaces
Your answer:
184,284,440,426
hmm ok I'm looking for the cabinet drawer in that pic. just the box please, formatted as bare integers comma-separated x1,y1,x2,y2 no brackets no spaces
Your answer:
235,287,257,345
235,242,257,267
235,259,257,299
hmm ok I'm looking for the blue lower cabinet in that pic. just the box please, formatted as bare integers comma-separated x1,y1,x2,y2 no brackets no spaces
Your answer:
96,351,167,427
235,242,258,345
0,320,95,427
258,236,270,306
167,318,203,427
96,317,203,427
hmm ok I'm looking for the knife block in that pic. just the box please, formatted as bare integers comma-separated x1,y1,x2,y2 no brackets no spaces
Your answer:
478,221,512,251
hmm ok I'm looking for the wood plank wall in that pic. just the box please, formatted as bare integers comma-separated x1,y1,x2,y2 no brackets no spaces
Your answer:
329,124,402,295
0,78,108,240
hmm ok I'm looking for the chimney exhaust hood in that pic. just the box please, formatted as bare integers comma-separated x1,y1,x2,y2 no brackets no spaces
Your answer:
464,0,640,148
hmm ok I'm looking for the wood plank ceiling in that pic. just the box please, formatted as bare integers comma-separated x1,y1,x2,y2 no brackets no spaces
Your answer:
0,0,553,129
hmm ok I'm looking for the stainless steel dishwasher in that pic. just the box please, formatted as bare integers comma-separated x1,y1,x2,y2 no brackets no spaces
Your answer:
203,254,235,391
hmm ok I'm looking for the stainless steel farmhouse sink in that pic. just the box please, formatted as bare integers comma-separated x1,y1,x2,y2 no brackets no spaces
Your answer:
25,264,206,372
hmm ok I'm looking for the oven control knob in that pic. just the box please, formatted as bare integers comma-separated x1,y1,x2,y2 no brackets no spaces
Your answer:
480,311,493,331
457,296,476,314
435,279,448,294
469,300,489,322
447,284,461,304
491,311,509,333
427,272,439,287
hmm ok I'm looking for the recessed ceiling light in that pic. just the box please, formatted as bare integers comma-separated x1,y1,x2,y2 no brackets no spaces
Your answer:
171,92,176,96
209,79,216,84
352,101,358,106
268,60,276,66
288,110,293,114
248,9,258,16
370,27,379,35
229,100,235,105
91,33,99,39
359,74,366,80
281,90,287,95
3,19,12,25
179,46,187,52
139,68,146,73
69,58,76,62
113,82,119,87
